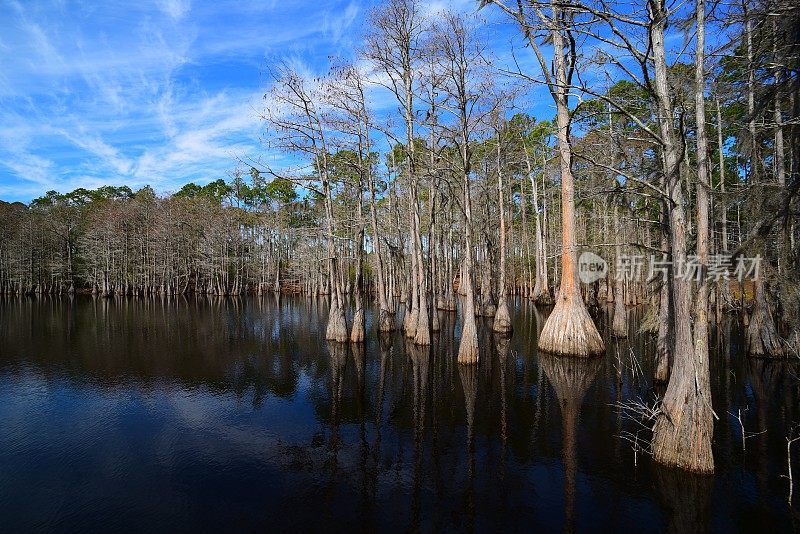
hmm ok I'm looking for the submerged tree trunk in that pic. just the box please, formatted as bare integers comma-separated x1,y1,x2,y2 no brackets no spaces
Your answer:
350,183,366,343
426,90,442,333
654,277,672,383
370,164,394,332
537,5,604,356
493,128,512,334
742,9,784,357
650,0,714,473
715,97,731,317
746,279,786,357
412,188,431,345
458,164,480,364
353,68,394,334
691,0,714,473
323,165,348,343
522,137,551,305
612,205,627,338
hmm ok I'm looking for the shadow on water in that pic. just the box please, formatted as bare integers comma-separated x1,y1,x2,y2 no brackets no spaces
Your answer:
0,295,798,531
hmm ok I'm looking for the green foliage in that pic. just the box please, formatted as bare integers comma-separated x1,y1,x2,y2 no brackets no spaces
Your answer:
135,186,156,203
265,178,297,204
573,80,649,132
386,138,427,173
31,185,134,209
174,179,231,205
173,182,203,199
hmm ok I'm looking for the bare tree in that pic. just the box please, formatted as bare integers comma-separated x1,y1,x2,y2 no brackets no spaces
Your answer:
364,0,431,345
482,0,605,356
435,11,497,364
263,64,348,342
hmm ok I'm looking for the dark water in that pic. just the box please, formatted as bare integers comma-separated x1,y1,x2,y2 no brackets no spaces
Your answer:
0,296,798,532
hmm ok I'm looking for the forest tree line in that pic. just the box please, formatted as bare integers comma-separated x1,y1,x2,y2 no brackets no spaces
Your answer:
0,0,797,474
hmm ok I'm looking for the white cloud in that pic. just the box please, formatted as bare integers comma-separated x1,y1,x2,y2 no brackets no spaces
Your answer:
132,89,263,187
58,131,135,176
0,0,532,202
1,153,55,188
323,1,360,44
158,0,192,21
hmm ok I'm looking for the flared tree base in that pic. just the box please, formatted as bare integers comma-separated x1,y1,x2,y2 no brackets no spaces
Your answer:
746,307,785,358
538,296,604,356
492,299,513,334
350,308,365,343
404,307,418,339
479,303,496,317
413,308,431,346
651,399,714,474
458,317,480,365
325,303,349,343
378,308,396,332
612,300,628,338
431,308,441,332
639,304,659,335
437,297,457,311
653,345,670,383
532,289,553,306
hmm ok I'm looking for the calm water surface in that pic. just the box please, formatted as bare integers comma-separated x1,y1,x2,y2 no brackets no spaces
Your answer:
0,296,798,532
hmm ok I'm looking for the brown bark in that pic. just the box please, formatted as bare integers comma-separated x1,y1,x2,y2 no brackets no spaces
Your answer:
692,0,713,471
493,129,512,334
742,8,784,357
650,0,714,473
714,97,732,317
458,165,480,364
612,206,627,338
654,279,672,383
350,190,366,343
746,279,786,357
536,3,604,356
522,137,551,305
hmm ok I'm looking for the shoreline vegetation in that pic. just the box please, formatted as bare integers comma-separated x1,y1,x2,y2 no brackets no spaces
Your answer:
1,0,798,476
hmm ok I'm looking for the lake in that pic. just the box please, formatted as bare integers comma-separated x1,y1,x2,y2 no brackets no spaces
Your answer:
0,296,797,532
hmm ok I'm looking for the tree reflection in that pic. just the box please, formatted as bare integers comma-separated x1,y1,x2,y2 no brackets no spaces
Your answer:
496,335,511,450
327,341,347,466
3,296,799,530
539,352,602,534
653,466,712,534
748,357,788,495
408,341,429,531
458,362,478,530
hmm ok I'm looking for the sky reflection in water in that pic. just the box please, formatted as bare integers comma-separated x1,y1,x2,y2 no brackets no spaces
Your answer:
0,296,797,532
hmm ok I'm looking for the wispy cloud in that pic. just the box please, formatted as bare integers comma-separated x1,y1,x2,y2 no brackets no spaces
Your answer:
158,0,192,21
323,1,360,44
0,0,369,201
0,0,532,203
58,131,135,175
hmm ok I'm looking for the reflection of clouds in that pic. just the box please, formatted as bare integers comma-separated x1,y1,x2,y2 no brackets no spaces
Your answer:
3,374,302,475
0,297,791,530
0,365,321,476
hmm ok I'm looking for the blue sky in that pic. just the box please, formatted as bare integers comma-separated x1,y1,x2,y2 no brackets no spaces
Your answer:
1,0,518,202
0,0,369,201
2,0,703,203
